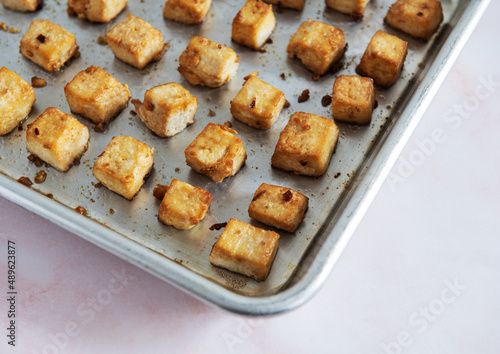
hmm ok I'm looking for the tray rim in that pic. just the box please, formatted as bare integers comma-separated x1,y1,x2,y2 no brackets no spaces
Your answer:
0,0,491,315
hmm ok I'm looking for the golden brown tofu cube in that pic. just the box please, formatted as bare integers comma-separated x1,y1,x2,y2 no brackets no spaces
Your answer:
68,0,128,23
249,183,308,232
1,0,41,12
93,136,154,200
331,75,375,125
357,30,408,87
232,0,276,50
26,107,89,172
272,112,339,176
105,14,165,70
163,0,212,25
20,19,79,72
264,0,303,11
184,123,246,183
158,179,213,229
178,36,239,88
209,218,279,282
132,83,197,137
230,72,285,130
286,20,346,76
385,0,443,40
64,66,131,125
0,67,36,136
325,0,371,19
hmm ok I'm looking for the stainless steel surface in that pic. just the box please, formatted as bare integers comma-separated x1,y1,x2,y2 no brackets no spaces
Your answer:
0,0,490,314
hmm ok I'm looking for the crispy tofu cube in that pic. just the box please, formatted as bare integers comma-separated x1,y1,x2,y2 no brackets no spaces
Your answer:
232,0,276,50
264,0,303,11
105,14,165,70
93,136,154,200
230,72,285,130
132,83,197,137
158,179,213,229
331,75,375,125
67,0,128,23
272,112,339,176
19,19,79,72
178,36,239,88
0,67,36,136
209,218,279,281
249,183,308,232
64,66,131,125
286,20,346,76
357,30,408,87
325,0,371,19
385,0,443,40
1,0,41,12
163,0,212,25
184,123,246,183
26,107,89,172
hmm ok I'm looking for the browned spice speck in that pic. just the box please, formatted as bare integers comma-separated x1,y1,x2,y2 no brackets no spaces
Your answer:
266,38,273,44
17,122,23,131
130,110,137,116
249,97,256,108
94,182,103,188
208,109,216,117
46,193,53,199
31,76,47,87
75,206,87,216
334,172,341,178
109,208,115,215
298,89,310,103
94,123,104,132
209,222,228,231
34,128,40,135
284,100,290,108
321,95,332,107
17,176,32,187
153,184,168,200
252,190,266,202
36,34,46,43
283,190,293,202
28,154,44,167
34,170,47,184
280,73,286,80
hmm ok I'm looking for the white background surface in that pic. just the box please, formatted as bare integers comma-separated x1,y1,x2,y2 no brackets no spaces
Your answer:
1,1,500,353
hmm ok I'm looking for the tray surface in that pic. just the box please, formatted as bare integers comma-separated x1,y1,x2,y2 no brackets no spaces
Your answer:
0,0,489,313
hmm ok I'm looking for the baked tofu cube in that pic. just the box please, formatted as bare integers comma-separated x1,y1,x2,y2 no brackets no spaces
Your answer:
20,19,79,72
105,14,165,70
325,0,371,19
178,36,239,88
209,218,280,282
26,107,89,172
93,136,154,200
249,183,308,232
272,112,339,176
1,0,41,12
357,30,408,87
232,0,276,50
264,0,303,11
0,67,36,136
286,20,346,76
230,72,285,130
163,0,212,25
158,179,213,229
184,123,246,183
64,66,131,125
385,0,443,40
67,0,128,23
132,82,197,137
331,75,375,125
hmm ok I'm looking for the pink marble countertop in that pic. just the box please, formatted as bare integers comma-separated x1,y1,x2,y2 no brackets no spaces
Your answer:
2,1,500,353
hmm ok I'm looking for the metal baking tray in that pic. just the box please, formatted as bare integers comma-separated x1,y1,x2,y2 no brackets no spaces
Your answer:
0,0,490,314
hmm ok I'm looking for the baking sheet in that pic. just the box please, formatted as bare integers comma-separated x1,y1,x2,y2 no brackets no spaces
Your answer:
0,0,490,312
